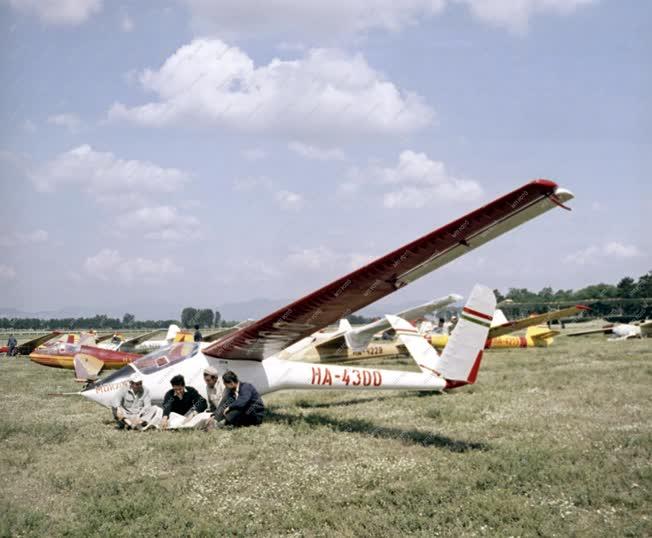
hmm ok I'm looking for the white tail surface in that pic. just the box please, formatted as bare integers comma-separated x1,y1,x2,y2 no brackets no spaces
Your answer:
437,284,495,382
166,324,180,341
79,333,96,346
388,284,495,385
74,353,104,381
385,314,441,375
338,319,352,333
491,308,509,327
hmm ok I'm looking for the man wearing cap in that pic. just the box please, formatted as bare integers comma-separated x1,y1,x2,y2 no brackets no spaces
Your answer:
179,366,229,430
111,374,163,430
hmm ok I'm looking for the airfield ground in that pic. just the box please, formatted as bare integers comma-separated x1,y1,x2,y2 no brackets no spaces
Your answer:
0,335,650,537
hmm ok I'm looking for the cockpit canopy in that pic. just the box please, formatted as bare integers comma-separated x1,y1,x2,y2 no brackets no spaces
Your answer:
131,342,199,375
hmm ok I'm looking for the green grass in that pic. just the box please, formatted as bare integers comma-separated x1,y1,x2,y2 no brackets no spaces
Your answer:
0,336,650,537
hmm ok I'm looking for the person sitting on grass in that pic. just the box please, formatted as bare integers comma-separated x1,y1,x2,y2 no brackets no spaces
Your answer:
112,374,162,430
161,374,207,429
214,370,265,428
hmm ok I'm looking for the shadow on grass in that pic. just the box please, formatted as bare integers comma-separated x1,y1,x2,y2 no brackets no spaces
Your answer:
266,410,489,452
293,390,441,409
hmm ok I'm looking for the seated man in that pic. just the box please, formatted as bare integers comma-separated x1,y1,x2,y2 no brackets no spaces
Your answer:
180,366,229,430
111,374,162,430
161,374,207,429
218,371,265,428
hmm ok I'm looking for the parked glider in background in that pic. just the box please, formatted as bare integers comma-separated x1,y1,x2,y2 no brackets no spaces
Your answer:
567,320,652,340
0,331,61,355
429,305,590,349
77,180,575,409
30,333,141,379
292,295,462,362
311,302,588,363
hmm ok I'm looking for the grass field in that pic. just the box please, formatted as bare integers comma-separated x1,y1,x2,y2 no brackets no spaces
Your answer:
1,335,650,537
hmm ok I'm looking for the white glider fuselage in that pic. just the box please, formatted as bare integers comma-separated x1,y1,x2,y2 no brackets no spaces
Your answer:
82,349,446,409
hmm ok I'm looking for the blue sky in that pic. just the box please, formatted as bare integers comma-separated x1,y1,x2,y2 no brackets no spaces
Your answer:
0,0,649,318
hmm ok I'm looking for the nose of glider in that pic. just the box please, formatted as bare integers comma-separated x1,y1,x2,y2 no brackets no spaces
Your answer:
81,364,135,407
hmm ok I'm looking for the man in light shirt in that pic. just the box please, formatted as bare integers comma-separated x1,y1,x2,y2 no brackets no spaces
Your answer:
111,374,162,430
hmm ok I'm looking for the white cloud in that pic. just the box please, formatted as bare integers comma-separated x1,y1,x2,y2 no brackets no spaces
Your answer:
456,0,597,34
0,265,17,280
181,0,596,38
564,242,642,265
108,39,433,136
217,259,282,284
345,150,483,209
183,0,446,39
233,177,306,211
47,113,82,132
288,141,345,161
30,145,190,198
83,249,183,283
275,190,305,211
286,246,375,271
3,0,102,25
115,205,201,241
0,229,49,248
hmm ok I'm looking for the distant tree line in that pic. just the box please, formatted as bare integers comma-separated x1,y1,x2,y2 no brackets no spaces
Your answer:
0,313,180,331
495,271,652,321
2,272,650,330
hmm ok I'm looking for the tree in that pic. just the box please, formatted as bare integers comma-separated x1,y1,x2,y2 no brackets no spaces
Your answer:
122,313,135,327
635,271,652,298
214,310,222,328
181,307,198,328
196,309,214,328
493,289,505,303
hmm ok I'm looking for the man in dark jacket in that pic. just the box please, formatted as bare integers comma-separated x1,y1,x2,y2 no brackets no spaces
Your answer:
161,374,207,429
219,370,264,427
193,325,203,342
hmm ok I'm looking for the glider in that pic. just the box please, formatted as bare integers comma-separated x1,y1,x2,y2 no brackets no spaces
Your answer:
430,304,590,349
78,179,575,408
567,320,652,340
292,295,462,362
1,331,61,355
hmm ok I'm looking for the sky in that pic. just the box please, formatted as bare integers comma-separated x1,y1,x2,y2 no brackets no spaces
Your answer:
0,0,649,319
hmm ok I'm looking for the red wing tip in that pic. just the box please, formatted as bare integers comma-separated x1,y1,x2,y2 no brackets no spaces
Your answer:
576,305,591,311
531,179,558,189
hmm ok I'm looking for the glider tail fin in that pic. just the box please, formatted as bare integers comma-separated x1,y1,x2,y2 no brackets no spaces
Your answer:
166,324,180,342
387,284,495,388
434,284,495,387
